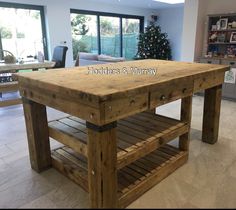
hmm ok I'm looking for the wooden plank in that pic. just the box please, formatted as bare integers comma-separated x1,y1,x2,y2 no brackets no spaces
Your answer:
158,145,180,157
150,78,193,108
102,92,148,124
51,150,88,191
117,130,142,147
19,86,103,125
179,96,192,151
87,123,118,208
193,71,225,92
56,148,87,171
0,98,22,107
202,85,222,144
118,123,154,142
131,113,182,131
117,124,188,169
22,98,51,172
62,147,88,170
123,116,167,135
142,112,181,125
59,118,87,133
48,123,88,157
118,152,188,208
49,120,87,142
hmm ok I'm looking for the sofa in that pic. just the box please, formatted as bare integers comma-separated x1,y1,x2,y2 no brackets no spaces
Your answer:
75,52,125,66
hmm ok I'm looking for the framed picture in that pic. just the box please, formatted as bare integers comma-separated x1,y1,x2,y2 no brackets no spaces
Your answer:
217,33,226,43
226,45,236,57
219,18,228,30
230,32,236,43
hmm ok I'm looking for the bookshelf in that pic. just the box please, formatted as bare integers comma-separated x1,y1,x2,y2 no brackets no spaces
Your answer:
200,13,236,101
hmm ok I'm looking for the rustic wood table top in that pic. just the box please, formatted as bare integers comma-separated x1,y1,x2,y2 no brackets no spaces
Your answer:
16,59,228,97
16,59,229,125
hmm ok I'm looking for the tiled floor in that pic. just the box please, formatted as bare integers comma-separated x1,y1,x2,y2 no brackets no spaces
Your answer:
0,95,236,208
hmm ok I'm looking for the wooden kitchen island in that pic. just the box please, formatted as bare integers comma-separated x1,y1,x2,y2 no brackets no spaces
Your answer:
16,60,229,208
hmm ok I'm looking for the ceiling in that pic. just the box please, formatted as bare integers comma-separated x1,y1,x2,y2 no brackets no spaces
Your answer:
86,0,185,9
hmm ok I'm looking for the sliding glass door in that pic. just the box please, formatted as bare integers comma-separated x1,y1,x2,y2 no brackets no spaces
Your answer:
70,10,144,60
0,2,48,60
100,16,120,57
71,14,98,60
122,18,140,60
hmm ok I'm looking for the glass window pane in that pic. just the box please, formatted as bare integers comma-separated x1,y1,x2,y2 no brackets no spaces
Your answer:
71,14,98,60
100,16,120,57
122,18,140,60
0,7,45,60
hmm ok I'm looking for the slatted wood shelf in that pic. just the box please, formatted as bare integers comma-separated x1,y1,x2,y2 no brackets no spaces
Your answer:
51,144,188,208
48,111,188,169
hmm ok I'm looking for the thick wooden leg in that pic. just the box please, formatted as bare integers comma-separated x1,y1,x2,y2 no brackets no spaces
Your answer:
22,98,51,172
202,85,222,144
179,96,192,151
87,121,118,208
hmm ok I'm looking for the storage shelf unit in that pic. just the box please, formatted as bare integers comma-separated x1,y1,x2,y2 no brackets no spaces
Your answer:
200,13,236,101
49,111,189,207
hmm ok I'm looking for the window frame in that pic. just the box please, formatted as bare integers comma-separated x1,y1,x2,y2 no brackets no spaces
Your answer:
70,9,144,57
0,1,48,59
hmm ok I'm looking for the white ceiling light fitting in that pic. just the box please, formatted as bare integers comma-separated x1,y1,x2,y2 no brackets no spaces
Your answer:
153,0,184,4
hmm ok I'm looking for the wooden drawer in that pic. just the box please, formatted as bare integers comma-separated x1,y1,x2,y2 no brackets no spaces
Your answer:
103,92,149,124
150,79,193,108
199,58,220,64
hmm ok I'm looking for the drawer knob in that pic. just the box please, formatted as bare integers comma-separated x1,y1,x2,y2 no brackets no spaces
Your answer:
182,88,187,93
160,95,166,101
130,99,135,105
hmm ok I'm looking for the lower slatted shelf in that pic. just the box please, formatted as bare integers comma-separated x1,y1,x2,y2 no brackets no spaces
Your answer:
49,111,188,169
51,144,188,208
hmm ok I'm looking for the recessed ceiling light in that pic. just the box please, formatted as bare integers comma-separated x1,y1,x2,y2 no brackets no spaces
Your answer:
153,0,184,4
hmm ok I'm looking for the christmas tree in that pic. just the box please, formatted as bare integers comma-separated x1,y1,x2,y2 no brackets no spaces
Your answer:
136,24,172,60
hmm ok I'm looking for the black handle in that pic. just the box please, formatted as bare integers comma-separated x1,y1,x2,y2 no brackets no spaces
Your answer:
207,61,212,64
230,62,235,65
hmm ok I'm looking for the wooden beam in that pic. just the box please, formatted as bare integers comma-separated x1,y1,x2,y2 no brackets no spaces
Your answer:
202,85,222,144
22,98,51,172
87,121,118,208
179,96,192,151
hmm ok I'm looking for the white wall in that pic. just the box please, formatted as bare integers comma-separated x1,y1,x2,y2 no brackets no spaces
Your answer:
182,0,236,62
157,6,184,61
181,0,200,62
0,0,154,67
